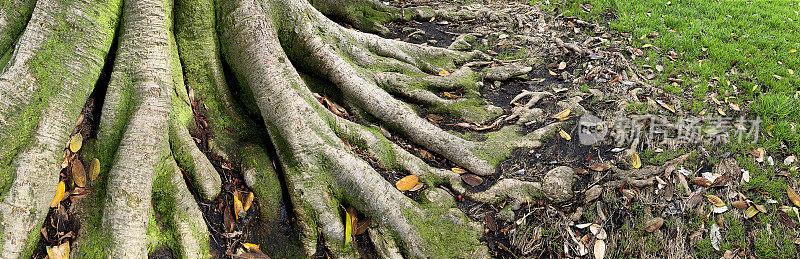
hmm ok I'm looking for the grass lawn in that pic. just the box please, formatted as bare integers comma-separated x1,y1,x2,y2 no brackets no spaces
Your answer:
535,0,800,257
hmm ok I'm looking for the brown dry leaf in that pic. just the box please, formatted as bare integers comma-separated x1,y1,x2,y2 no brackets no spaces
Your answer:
396,175,419,191
692,177,712,187
749,147,765,162
706,195,725,207
46,241,70,259
461,174,483,186
643,217,664,232
593,239,606,259
788,186,800,207
50,181,66,208
354,217,371,235
451,168,467,174
485,213,497,232
409,183,424,192
732,200,748,210
438,70,451,76
656,100,675,113
729,102,740,111
243,192,254,212
588,163,611,172
72,160,87,188
89,158,100,182
553,109,571,121
223,202,234,232
233,192,244,220
632,153,642,169
559,129,571,140
710,173,730,187
745,206,759,218
778,210,797,228
69,134,83,153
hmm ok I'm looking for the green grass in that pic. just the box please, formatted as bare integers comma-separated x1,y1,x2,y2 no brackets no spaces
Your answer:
531,0,800,257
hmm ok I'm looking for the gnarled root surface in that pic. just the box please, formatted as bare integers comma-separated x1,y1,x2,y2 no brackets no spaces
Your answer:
0,0,576,257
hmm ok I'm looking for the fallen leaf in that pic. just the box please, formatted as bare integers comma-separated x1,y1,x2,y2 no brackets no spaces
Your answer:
409,183,424,192
791,49,798,53
732,200,748,210
344,207,353,245
788,186,800,207
559,129,571,140
710,173,730,187
242,243,261,252
728,102,740,111
234,192,244,220
643,217,664,232
745,206,759,218
595,228,607,240
656,100,675,113
89,158,100,182
558,61,567,70
632,153,642,169
751,147,765,163
588,164,611,172
451,168,467,174
692,177,712,187
354,217,371,235
713,205,728,214
71,160,87,188
593,239,605,259
50,181,66,208
590,223,601,235
243,192,254,212
69,134,83,153
461,174,484,186
396,175,419,191
443,92,459,99
553,109,571,121
548,70,557,76
706,195,725,207
46,241,70,259
485,213,497,232
717,107,726,116
223,203,234,232
755,204,767,213
710,223,721,251
778,210,797,228
438,70,450,76
655,64,664,72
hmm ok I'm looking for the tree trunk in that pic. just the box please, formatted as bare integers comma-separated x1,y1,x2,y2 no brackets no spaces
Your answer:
0,0,576,257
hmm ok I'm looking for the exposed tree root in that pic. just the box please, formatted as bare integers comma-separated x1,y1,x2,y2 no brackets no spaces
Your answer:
0,0,581,257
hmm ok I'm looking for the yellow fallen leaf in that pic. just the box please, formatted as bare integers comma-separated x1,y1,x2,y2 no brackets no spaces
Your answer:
553,109,571,121
548,70,557,76
396,175,419,191
242,243,260,252
443,92,459,99
72,160,87,188
788,186,800,207
451,168,467,174
69,134,83,153
233,192,244,220
790,49,797,53
559,129,571,140
789,69,794,75
438,70,450,76
745,206,759,218
50,181,66,208
243,192,254,212
344,207,353,245
632,152,642,169
89,158,100,182
46,241,70,259
706,195,725,207
642,44,653,48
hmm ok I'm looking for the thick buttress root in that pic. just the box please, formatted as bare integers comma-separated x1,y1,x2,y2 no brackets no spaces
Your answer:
0,0,576,257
